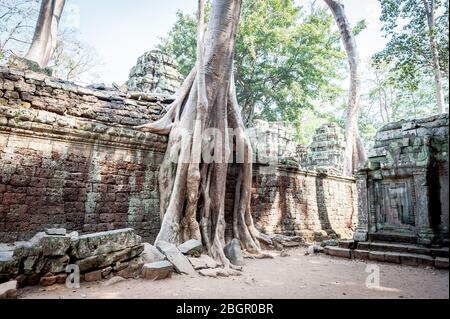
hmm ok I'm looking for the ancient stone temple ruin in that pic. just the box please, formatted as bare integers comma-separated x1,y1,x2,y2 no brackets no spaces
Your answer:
126,50,182,95
247,120,298,164
245,120,357,241
0,66,357,246
354,113,449,245
325,114,449,269
304,123,345,175
2,54,447,295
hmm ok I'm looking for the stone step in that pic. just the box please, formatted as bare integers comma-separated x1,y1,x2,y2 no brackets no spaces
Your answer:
367,251,435,267
356,242,449,258
325,246,351,258
435,257,449,269
369,232,417,244
338,240,356,249
327,247,448,268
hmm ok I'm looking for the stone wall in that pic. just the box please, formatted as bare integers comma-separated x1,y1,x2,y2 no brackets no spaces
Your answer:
354,113,449,246
0,67,168,243
1,66,358,244
251,166,357,242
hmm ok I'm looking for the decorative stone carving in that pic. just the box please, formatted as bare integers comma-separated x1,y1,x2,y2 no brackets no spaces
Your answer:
304,123,345,175
126,50,182,95
247,120,299,166
354,114,449,246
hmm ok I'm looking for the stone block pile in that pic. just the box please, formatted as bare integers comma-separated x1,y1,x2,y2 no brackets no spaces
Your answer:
0,228,145,293
142,238,243,280
126,50,182,95
1,229,247,298
304,123,345,175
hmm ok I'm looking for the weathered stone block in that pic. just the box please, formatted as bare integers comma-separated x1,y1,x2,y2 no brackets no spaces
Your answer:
338,240,355,249
55,273,67,284
13,232,71,258
178,239,202,256
0,280,17,299
435,257,449,269
116,258,144,279
45,228,67,236
398,253,434,267
353,249,369,260
71,228,142,259
224,239,244,266
188,255,219,270
141,261,173,280
369,251,385,262
384,252,401,264
0,251,19,282
156,241,196,276
84,269,102,282
198,268,241,278
326,246,351,259
75,244,144,273
101,266,113,278
39,273,57,286
140,242,165,263
357,241,370,250
46,255,70,273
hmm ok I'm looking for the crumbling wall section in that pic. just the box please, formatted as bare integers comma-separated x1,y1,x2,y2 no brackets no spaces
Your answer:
251,166,357,242
1,67,358,244
0,67,168,243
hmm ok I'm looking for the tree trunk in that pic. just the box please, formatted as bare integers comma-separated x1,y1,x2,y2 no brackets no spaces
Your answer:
25,0,65,68
324,0,366,176
137,0,271,268
423,0,445,113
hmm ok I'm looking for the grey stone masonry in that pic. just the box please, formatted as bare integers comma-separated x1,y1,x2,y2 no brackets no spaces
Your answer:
127,50,182,95
354,113,449,247
305,123,345,175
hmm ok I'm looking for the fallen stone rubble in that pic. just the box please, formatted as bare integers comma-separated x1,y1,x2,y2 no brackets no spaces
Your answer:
0,228,144,297
0,229,248,298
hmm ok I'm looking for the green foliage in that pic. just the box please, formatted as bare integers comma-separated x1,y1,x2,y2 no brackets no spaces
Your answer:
353,19,368,36
358,61,448,146
158,0,346,127
373,0,449,90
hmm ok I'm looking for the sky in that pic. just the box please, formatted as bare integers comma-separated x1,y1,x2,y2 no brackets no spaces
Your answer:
62,0,387,85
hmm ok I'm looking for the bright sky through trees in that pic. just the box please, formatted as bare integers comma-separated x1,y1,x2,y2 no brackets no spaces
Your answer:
62,0,386,84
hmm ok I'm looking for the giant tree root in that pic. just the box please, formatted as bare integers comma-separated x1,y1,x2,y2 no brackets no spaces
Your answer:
135,0,272,267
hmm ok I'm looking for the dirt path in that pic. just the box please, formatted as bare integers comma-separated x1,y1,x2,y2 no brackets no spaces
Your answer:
19,247,448,299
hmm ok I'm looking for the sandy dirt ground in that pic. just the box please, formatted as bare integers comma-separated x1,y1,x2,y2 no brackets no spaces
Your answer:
19,247,448,299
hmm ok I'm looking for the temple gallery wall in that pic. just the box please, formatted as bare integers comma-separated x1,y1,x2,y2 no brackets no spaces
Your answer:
0,52,358,244
1,50,448,256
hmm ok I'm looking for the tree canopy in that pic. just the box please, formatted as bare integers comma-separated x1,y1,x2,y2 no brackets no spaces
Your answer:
374,0,449,91
158,0,346,127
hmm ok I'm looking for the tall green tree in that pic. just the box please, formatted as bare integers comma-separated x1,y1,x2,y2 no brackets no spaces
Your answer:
158,0,345,127
374,0,449,113
359,61,448,141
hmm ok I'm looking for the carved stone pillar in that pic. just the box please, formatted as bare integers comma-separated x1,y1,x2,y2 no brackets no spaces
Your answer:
353,170,369,241
413,169,436,245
